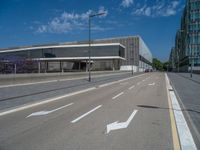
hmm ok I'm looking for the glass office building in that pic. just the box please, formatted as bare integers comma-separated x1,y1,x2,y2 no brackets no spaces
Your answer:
92,36,152,72
0,36,152,73
169,0,200,72
0,43,125,73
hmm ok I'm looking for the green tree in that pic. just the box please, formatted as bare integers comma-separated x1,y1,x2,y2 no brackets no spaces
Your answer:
163,62,169,71
152,58,163,71
152,58,169,71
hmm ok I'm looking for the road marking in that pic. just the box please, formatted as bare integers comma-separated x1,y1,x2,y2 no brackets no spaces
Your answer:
148,82,155,86
142,79,145,82
26,103,73,118
120,82,128,85
170,91,197,150
98,74,146,88
0,74,145,116
129,85,135,90
59,72,130,82
112,92,124,100
165,74,180,150
106,110,138,134
0,72,133,88
71,105,102,123
0,80,58,88
137,82,141,85
0,87,96,117
166,74,197,150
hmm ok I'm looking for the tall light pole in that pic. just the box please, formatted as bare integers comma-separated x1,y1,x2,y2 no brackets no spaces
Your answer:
88,12,105,82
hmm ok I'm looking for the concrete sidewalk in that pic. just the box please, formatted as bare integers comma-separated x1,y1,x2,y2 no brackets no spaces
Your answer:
177,73,200,84
168,72,200,149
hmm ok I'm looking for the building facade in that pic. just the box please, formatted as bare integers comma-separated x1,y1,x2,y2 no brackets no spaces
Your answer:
0,36,152,74
169,0,200,72
92,36,152,72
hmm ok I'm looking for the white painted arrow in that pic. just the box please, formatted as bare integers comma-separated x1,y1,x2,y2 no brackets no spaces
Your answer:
26,103,73,118
148,82,155,86
106,110,138,134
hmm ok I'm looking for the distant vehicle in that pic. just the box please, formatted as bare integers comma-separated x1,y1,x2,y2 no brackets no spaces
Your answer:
145,69,153,72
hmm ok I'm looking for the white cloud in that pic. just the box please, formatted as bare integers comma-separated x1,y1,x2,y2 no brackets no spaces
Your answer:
132,0,182,17
121,0,134,8
37,7,108,34
98,6,108,17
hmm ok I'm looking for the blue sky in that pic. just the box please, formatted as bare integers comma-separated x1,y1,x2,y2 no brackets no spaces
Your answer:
0,0,185,61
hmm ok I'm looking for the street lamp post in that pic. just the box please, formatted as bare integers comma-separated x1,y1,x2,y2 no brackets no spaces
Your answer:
129,43,134,75
88,12,105,82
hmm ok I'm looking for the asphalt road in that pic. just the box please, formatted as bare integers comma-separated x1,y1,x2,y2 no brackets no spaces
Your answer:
0,72,176,150
0,72,137,111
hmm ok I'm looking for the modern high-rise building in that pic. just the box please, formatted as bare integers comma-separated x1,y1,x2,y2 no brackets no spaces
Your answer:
0,36,152,73
169,0,200,72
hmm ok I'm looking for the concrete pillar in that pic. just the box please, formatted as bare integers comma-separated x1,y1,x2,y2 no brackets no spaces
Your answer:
45,61,47,73
61,62,64,73
112,60,115,71
38,61,40,73
86,61,88,72
79,62,81,70
142,62,144,72
14,64,17,74
60,61,64,73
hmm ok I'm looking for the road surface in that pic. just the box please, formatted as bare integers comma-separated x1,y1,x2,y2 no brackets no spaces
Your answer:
0,72,197,150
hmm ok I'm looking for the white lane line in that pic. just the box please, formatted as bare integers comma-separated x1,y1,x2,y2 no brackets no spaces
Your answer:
0,72,131,88
120,82,128,85
129,85,135,90
112,92,124,100
71,105,102,123
0,87,96,117
0,80,58,88
98,74,146,88
166,74,197,150
26,103,73,118
148,82,155,86
99,82,116,88
59,72,129,82
0,74,146,116
170,91,197,150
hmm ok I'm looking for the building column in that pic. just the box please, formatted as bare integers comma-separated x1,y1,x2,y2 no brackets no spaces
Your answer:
38,61,40,73
112,59,115,71
61,61,64,73
86,61,88,72
79,62,81,71
45,61,47,73
14,64,17,74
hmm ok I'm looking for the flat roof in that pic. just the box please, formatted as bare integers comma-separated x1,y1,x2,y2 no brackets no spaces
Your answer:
94,35,140,41
33,56,126,61
0,43,125,53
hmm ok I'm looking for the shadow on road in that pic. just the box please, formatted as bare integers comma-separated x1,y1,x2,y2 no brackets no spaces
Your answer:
137,104,200,114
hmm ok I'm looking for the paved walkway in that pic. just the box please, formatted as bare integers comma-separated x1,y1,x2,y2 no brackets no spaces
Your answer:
168,72,200,148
